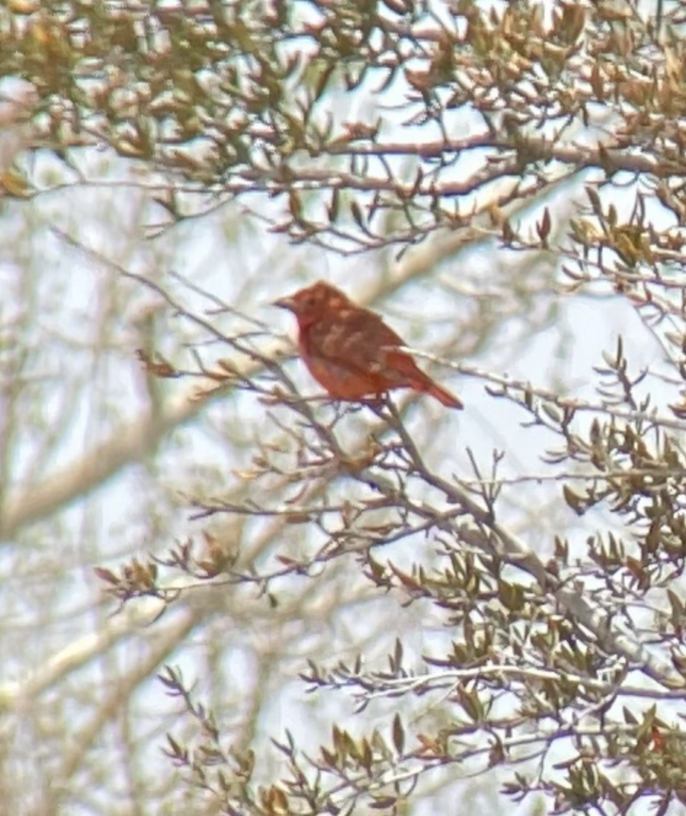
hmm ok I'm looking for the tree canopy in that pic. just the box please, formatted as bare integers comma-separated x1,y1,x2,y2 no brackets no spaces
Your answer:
3,2,686,815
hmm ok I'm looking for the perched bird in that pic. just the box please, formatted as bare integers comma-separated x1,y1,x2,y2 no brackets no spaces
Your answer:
274,280,463,409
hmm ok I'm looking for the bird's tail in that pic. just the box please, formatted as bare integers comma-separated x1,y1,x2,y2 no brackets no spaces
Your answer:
420,379,464,410
387,350,463,409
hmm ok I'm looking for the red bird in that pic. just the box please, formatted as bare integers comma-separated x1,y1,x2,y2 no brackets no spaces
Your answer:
275,280,463,409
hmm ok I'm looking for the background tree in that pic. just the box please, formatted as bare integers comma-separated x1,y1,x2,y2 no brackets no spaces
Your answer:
2,1,686,814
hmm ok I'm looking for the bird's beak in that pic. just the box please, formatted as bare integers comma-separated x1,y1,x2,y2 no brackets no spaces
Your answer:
273,295,296,312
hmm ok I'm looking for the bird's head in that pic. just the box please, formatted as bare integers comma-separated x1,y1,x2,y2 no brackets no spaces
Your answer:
274,281,349,326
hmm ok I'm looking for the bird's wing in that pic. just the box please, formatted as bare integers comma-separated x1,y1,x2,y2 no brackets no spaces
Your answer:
304,307,422,386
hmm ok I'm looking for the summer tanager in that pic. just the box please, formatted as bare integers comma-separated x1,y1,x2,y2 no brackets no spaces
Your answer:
275,280,463,409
